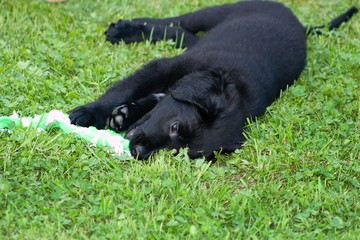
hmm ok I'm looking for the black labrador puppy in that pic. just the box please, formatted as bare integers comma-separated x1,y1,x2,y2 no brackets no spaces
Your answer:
69,1,357,159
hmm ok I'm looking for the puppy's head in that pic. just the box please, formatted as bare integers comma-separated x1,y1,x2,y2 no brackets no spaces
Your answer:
126,70,240,160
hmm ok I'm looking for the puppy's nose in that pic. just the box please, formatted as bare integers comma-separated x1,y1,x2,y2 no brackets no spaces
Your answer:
131,145,145,158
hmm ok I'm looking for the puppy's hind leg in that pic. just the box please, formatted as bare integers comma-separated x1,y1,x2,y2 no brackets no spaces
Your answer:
130,3,243,34
105,20,199,48
108,93,166,132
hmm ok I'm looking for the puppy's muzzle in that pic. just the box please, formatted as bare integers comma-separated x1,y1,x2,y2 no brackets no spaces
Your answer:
128,128,152,160
131,145,146,159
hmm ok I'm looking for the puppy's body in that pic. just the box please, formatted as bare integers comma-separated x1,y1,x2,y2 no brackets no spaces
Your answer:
70,1,357,159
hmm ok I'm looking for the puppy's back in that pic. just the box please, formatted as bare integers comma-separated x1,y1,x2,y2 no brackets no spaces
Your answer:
186,1,307,105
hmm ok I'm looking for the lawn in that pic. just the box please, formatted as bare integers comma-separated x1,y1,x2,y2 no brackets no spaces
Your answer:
0,0,359,238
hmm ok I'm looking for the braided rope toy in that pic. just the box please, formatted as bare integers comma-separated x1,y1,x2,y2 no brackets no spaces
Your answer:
0,110,130,156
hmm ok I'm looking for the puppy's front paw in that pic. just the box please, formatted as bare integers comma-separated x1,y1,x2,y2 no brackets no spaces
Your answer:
69,105,107,129
108,104,131,132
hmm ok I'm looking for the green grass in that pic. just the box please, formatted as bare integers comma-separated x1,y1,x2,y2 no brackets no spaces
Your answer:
0,0,359,238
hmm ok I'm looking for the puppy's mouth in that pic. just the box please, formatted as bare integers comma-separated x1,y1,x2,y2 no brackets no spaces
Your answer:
130,144,156,160
126,127,152,159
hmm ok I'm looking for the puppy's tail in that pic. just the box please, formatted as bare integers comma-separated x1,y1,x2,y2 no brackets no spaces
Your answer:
307,6,358,35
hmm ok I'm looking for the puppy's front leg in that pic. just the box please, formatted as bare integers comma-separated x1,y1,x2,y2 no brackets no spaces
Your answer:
69,56,193,129
108,93,166,132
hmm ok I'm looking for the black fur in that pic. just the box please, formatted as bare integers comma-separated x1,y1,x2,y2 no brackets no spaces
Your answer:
70,1,358,159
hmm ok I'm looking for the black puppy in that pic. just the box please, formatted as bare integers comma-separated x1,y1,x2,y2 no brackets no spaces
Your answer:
69,1,358,159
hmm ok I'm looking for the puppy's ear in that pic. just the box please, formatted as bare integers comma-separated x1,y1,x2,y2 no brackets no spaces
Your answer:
170,70,229,119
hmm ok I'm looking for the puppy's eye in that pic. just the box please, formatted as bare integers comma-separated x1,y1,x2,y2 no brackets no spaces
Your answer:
170,122,179,137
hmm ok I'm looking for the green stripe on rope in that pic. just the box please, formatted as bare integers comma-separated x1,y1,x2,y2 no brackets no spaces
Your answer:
0,110,130,156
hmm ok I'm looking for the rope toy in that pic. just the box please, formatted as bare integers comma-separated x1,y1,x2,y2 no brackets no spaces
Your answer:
0,110,130,156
